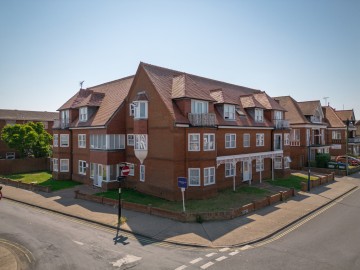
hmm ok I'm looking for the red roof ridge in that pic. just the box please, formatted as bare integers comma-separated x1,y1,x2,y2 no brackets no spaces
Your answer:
88,75,135,90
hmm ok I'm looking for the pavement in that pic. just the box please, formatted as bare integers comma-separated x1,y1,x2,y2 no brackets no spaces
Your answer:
2,173,360,250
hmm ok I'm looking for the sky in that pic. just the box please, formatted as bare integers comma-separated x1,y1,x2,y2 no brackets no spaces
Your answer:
0,0,359,117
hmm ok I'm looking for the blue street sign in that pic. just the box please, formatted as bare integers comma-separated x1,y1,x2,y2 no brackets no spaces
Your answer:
177,177,187,188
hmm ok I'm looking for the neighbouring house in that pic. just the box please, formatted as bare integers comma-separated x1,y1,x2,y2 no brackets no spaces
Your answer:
274,97,329,169
334,109,359,156
0,109,58,159
52,62,291,201
322,106,347,158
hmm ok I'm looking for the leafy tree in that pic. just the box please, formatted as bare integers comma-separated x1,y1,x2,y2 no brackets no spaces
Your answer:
1,122,52,158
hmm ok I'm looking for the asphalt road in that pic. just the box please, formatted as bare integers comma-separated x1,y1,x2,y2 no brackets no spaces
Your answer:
1,181,359,270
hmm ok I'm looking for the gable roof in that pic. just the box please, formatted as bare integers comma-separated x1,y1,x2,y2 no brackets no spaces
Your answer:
240,94,266,109
0,109,58,122
297,100,322,116
335,109,355,122
59,76,134,127
273,96,309,124
322,106,345,128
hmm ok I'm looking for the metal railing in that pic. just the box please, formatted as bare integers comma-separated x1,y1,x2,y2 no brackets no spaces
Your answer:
188,113,216,127
273,119,290,129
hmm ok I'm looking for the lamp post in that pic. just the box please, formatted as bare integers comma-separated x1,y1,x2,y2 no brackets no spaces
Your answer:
346,119,350,176
307,145,311,191
116,175,125,236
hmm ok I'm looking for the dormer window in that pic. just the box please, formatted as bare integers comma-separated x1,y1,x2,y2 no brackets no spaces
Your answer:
224,104,235,120
255,108,264,122
274,110,282,120
133,101,148,119
61,110,69,128
79,107,88,122
191,100,208,114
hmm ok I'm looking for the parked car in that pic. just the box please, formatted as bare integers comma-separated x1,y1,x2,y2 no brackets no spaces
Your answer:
336,156,360,166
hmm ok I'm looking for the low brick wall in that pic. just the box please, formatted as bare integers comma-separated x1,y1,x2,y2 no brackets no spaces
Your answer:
0,158,50,175
0,177,51,192
300,172,334,192
74,188,295,222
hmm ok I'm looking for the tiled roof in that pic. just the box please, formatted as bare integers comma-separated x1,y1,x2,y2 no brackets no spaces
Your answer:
322,106,345,128
298,100,321,116
209,89,238,105
335,109,355,122
0,109,58,121
240,95,266,109
253,92,286,111
273,96,309,124
60,76,134,127
141,63,262,123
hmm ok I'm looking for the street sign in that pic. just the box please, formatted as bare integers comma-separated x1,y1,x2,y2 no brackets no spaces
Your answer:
121,165,130,176
177,177,187,188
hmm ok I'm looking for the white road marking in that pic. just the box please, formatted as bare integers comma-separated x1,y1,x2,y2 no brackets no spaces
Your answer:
215,256,227,262
240,245,253,250
190,257,203,264
229,250,239,256
219,247,230,252
201,262,214,269
175,265,187,270
111,254,142,267
205,252,217,257
73,240,84,246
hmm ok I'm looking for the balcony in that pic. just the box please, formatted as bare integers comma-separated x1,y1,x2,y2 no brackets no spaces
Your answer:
188,113,216,127
348,137,360,144
52,119,70,129
273,119,290,129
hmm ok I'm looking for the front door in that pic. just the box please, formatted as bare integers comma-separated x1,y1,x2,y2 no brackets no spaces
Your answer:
96,164,103,187
243,161,252,181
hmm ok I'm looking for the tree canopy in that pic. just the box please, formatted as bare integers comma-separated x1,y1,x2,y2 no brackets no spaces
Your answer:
1,122,52,158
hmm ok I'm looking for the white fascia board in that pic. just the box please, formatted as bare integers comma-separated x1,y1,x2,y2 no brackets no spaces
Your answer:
175,123,190,128
327,127,346,130
290,124,327,129
70,126,106,130
217,150,284,162
218,125,274,130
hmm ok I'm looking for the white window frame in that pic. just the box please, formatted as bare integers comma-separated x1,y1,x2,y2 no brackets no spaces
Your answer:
243,133,250,147
188,134,200,151
78,160,87,175
225,162,235,177
256,158,264,172
225,133,236,148
127,134,134,146
274,110,282,120
224,104,235,120
140,165,145,182
274,157,282,169
78,134,86,148
204,167,215,186
53,134,58,147
256,133,264,146
60,159,69,172
60,134,69,147
191,99,208,114
79,107,88,122
332,131,341,140
284,156,291,169
188,168,201,186
129,163,135,176
203,133,215,151
90,163,95,179
274,134,282,150
61,110,69,126
133,101,148,119
284,133,290,145
53,158,58,172
134,134,148,150
255,108,264,122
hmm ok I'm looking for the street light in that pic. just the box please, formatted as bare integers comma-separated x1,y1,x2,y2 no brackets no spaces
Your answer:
307,145,311,192
116,175,125,236
346,119,350,176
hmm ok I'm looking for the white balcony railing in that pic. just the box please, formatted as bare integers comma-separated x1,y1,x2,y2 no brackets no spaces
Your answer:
188,113,216,127
274,119,290,129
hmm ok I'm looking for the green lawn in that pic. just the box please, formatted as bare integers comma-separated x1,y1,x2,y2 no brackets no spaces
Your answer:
1,171,81,191
268,173,319,190
96,186,272,213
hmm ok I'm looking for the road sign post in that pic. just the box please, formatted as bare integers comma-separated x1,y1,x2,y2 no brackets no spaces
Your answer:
178,177,187,212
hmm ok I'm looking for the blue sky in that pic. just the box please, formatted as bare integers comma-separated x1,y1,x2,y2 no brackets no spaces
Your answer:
0,0,359,117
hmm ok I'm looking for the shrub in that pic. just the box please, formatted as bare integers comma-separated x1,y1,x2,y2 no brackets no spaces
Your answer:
316,153,331,168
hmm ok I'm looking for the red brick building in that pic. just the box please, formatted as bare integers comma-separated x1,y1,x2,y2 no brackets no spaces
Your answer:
53,63,292,201
274,97,329,169
334,109,359,156
0,109,58,159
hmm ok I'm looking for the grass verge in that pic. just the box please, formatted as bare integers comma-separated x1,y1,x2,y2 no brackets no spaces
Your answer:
1,171,81,191
96,186,273,213
268,173,319,190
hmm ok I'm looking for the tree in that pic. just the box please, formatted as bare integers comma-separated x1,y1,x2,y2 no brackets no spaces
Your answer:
1,122,52,158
